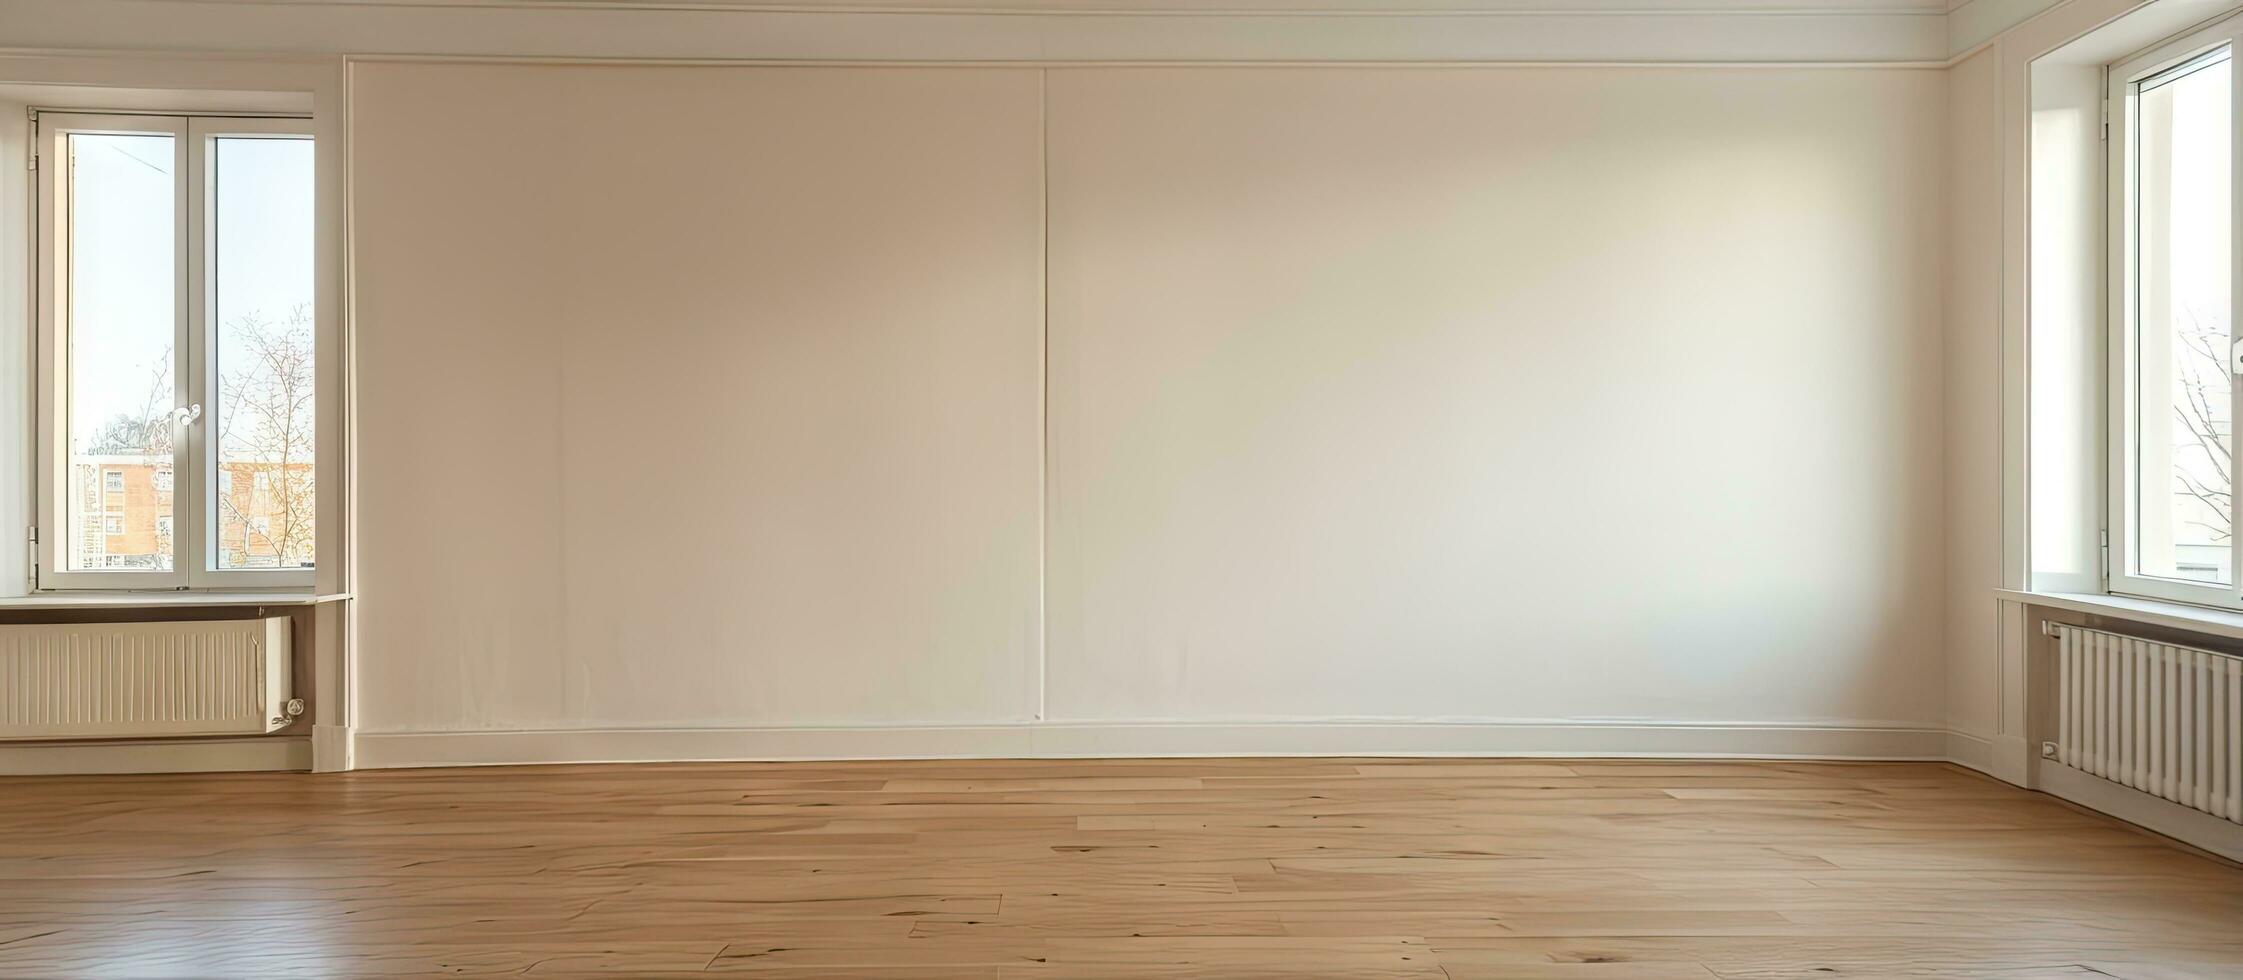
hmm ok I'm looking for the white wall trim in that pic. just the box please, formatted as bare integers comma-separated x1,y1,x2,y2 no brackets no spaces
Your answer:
1945,729,2035,784
1947,0,2065,54
162,0,1952,12
1945,728,1997,772
2037,763,2243,862
0,0,1954,64
350,720,1953,769
311,723,355,773
0,736,311,775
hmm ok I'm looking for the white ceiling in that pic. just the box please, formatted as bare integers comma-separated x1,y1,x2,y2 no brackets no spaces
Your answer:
0,0,2064,65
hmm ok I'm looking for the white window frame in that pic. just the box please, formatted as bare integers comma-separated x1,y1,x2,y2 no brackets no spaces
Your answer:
2106,14,2243,608
33,111,314,591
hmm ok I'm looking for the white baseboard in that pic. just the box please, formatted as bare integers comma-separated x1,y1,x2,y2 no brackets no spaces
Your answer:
1943,730,2033,787
0,735,311,775
350,720,1952,770
311,724,355,774
2037,763,2243,863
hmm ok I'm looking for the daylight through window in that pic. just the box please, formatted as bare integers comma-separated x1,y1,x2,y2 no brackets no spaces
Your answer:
35,113,315,589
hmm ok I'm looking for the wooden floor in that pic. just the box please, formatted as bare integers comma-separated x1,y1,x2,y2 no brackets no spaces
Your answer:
4,759,2242,978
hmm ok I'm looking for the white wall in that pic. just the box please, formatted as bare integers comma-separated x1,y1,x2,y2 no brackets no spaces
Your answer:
350,62,1951,749
351,64,1047,732
1045,68,1948,727
1945,47,2005,749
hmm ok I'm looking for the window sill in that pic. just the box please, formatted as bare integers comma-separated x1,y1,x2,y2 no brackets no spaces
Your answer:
1996,589,2243,643
0,591,350,611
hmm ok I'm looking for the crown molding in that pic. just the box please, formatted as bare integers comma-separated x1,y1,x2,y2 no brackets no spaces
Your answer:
0,0,2117,67
0,0,1959,64
138,0,1954,13
1946,0,2065,52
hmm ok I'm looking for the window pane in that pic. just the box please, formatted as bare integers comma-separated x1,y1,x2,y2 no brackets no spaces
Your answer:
2135,53,2234,584
213,136,315,571
66,133,175,573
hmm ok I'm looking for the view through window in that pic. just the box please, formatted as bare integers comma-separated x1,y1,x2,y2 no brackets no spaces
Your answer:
212,136,317,571
43,114,314,586
2129,49,2233,589
66,132,176,572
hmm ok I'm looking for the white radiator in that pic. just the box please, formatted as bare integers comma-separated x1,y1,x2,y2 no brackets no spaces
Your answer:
2045,622,2242,825
0,618,294,740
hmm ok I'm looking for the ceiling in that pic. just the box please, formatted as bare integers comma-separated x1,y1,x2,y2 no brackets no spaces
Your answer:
0,0,2058,65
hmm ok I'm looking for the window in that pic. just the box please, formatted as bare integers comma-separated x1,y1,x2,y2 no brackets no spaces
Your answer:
2111,21,2240,607
34,113,315,589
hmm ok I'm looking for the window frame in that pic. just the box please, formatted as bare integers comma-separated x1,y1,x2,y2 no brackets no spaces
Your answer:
2106,15,2243,609
32,111,315,591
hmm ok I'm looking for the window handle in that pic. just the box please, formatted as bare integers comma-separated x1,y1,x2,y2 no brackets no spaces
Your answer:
175,403,203,427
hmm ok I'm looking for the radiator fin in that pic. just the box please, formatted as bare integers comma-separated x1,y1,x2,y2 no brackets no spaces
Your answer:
2050,623,2243,825
0,619,292,740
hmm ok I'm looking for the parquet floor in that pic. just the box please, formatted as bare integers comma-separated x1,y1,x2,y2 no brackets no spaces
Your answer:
2,758,2241,978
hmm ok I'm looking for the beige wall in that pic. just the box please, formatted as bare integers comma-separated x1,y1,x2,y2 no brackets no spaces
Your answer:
1046,68,1948,725
353,62,1951,738
351,64,1047,730
1945,48,2005,744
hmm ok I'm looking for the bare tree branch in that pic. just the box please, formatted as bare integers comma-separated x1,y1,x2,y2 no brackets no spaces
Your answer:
2167,305,2233,545
215,305,316,568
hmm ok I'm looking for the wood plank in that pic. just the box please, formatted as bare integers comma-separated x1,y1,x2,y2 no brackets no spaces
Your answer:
0,758,2237,977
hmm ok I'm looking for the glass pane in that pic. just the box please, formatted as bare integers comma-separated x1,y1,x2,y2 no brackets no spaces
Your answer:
213,136,316,571
2135,53,2234,584
66,133,175,573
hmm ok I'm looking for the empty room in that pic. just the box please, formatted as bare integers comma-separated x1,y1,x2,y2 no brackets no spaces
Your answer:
2,0,2242,976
